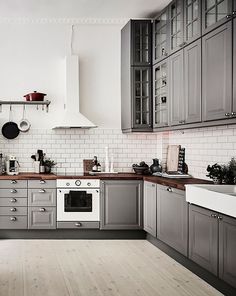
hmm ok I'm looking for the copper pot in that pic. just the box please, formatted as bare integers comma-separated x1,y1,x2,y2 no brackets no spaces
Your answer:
24,91,47,101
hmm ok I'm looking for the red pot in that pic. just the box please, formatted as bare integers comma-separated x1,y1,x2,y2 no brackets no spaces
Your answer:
24,91,47,101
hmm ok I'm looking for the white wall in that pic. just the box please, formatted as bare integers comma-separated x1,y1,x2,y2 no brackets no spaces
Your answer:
0,21,122,129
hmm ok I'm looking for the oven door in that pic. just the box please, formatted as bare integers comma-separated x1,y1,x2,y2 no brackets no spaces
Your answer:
57,188,100,221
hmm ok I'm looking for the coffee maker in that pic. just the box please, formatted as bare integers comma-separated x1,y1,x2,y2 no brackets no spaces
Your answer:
5,155,19,175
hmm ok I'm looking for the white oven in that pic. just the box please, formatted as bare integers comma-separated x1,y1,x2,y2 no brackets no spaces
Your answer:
57,179,100,222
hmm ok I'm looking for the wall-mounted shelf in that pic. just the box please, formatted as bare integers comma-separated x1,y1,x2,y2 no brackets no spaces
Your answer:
0,100,51,112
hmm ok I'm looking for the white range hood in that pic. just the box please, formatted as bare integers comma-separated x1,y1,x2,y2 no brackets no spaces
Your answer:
53,55,97,129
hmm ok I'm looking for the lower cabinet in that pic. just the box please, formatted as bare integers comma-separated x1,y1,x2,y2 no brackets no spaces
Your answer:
100,180,143,230
143,181,157,237
28,207,56,229
157,185,188,256
189,204,236,288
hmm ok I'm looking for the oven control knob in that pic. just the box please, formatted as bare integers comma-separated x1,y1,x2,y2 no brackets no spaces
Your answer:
66,182,70,186
75,180,81,186
87,182,91,186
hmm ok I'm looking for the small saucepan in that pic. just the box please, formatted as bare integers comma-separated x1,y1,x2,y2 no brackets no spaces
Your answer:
2,106,20,140
18,105,31,132
24,91,47,101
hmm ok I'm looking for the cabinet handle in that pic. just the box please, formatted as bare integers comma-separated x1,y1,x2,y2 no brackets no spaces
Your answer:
233,11,236,16
10,217,17,221
39,208,46,212
231,112,236,116
75,222,82,227
10,180,17,184
217,216,223,220
10,189,17,193
225,113,231,117
226,14,232,19
211,214,217,218
40,180,46,184
167,187,172,192
10,208,17,212
39,189,46,193
10,198,17,203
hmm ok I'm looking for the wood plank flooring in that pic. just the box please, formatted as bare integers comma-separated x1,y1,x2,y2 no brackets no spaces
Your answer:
0,240,222,296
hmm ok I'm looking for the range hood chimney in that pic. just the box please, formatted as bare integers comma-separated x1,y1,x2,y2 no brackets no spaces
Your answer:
52,55,97,129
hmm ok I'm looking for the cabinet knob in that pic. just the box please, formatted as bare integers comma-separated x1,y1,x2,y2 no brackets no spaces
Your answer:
225,113,231,116
233,11,236,16
217,216,223,220
10,208,17,212
10,198,17,203
231,112,236,116
167,187,172,192
39,208,46,212
10,180,17,184
226,14,232,19
211,214,217,218
75,222,82,227
10,189,17,193
40,180,46,184
10,217,17,221
39,189,46,193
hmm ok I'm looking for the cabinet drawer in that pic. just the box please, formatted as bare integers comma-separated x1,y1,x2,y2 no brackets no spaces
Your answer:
0,180,27,188
0,206,27,216
28,207,56,229
28,189,56,206
0,215,27,229
28,180,56,189
0,188,27,198
57,221,100,229
0,197,27,207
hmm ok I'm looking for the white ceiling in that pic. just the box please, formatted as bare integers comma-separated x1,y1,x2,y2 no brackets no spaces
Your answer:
0,0,171,19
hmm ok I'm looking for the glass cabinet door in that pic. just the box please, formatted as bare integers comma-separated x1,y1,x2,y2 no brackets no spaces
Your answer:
133,67,152,128
184,0,201,42
170,0,184,53
132,21,152,66
202,0,233,33
153,9,169,64
153,61,169,128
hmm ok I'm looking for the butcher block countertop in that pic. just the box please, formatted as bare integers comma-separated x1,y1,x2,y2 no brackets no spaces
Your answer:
0,172,211,190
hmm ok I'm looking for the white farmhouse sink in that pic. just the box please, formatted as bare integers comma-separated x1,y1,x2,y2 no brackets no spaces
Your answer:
185,184,236,218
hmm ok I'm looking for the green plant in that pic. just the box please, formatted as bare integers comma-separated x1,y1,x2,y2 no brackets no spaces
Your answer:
206,163,224,180
222,157,236,184
44,158,57,168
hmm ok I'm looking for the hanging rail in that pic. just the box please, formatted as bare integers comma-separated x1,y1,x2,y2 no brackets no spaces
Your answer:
0,100,51,112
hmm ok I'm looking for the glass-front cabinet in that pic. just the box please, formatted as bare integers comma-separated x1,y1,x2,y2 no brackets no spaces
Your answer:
202,0,233,34
153,61,169,128
132,21,152,66
153,8,169,64
184,0,201,42
133,67,152,128
169,0,184,53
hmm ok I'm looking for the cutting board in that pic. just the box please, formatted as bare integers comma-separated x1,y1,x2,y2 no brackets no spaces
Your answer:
166,145,180,172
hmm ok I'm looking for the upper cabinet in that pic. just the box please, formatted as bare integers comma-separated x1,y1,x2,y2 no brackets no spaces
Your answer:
202,0,233,34
184,0,202,43
132,20,152,66
169,0,185,54
153,8,170,64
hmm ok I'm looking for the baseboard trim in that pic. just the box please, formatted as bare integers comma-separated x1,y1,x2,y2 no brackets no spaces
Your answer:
146,234,236,296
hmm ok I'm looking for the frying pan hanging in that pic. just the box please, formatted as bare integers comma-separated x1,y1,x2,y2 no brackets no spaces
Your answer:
2,105,20,139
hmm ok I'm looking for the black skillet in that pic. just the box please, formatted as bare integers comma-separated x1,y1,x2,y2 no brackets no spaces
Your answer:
1,106,20,139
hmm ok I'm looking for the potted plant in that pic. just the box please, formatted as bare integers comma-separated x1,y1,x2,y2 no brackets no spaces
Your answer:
206,163,224,184
44,158,57,174
222,157,236,184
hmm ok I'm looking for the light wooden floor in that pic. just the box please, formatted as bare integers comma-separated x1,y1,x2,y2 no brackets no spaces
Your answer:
0,240,222,296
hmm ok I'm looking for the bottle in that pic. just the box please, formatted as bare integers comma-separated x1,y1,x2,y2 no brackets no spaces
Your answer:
97,163,101,172
0,154,3,175
92,156,98,172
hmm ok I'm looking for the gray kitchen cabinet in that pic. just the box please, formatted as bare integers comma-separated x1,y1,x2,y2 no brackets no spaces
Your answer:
153,8,170,64
184,0,201,44
156,185,188,256
233,18,236,115
219,214,236,288
202,0,233,35
189,204,218,275
169,0,185,54
0,215,27,229
28,189,56,206
28,207,56,229
100,180,143,230
28,179,56,189
169,49,184,126
184,39,201,123
0,188,27,198
0,180,27,188
202,22,232,121
121,20,153,132
153,59,169,128
143,181,157,237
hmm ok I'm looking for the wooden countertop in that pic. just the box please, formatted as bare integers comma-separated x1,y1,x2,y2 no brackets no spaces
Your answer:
0,172,211,190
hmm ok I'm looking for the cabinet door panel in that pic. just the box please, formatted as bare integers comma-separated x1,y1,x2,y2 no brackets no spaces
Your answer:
189,205,218,275
202,22,232,121
184,39,201,123
28,207,56,229
184,0,201,43
157,186,188,256
143,182,157,237
101,181,143,230
169,50,184,125
219,214,236,288
233,18,236,115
